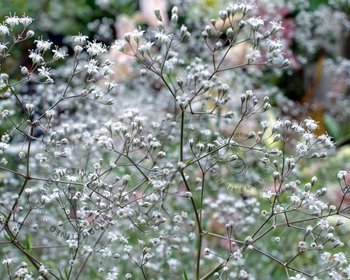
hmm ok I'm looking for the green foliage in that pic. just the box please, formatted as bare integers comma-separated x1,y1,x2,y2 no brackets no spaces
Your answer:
183,270,189,280
309,0,329,10
25,235,32,252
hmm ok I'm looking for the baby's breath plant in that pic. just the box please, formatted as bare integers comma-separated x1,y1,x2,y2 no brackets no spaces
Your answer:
0,2,349,280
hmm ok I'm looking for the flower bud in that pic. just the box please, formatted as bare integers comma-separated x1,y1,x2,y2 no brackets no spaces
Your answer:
218,10,228,21
171,6,178,14
184,191,192,199
154,9,162,21
26,30,35,39
304,183,311,192
171,14,178,24
226,28,234,39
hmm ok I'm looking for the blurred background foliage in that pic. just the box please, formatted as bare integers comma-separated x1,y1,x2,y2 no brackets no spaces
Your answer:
0,0,138,41
1,0,350,145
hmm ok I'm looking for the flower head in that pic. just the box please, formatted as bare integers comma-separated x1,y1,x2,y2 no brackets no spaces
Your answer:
0,25,10,36
35,39,52,52
86,41,108,56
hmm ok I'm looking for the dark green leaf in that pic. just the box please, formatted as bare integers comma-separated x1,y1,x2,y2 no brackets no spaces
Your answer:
25,235,31,252
0,86,8,95
183,270,189,280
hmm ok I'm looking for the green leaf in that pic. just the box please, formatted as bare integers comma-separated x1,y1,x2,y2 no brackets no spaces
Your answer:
183,270,189,280
0,85,8,95
25,235,31,252
309,0,329,10
0,211,8,219
57,267,68,280
324,114,341,140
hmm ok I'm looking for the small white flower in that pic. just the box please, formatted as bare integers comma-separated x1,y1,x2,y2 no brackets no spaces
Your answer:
177,161,186,170
302,133,313,142
122,175,131,184
28,50,44,64
154,31,170,45
180,25,190,38
304,119,318,131
66,175,78,182
334,252,347,265
269,20,284,33
38,66,51,79
328,271,342,280
268,51,285,66
260,121,269,129
52,47,68,61
105,81,119,90
25,103,35,113
35,39,52,52
247,17,264,28
74,45,83,53
0,43,8,53
262,191,275,200
337,218,345,226
138,42,154,54
296,143,308,156
19,16,33,27
5,15,20,27
45,110,55,117
290,194,301,205
0,24,10,36
268,40,283,52
84,59,99,75
239,270,249,279
230,2,254,13
1,110,10,118
2,257,15,265
132,29,144,42
271,120,284,132
24,188,32,195
15,267,30,278
67,239,78,249
86,41,107,56
112,39,126,52
72,33,88,45
316,219,329,231
246,48,261,62
320,252,331,263
39,265,48,276
337,170,347,180
20,66,29,75
289,274,307,280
